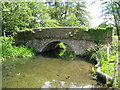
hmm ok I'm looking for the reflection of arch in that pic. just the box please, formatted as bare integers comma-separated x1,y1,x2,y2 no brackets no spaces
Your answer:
41,40,73,53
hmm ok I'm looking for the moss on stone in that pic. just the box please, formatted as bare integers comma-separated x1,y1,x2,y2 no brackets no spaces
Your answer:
88,29,107,42
72,27,113,43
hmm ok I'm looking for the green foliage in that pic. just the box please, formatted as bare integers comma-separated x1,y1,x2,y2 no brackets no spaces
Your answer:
98,22,109,28
100,0,120,39
2,2,91,36
89,29,107,42
101,62,114,77
2,2,34,35
44,19,59,27
58,43,66,56
101,0,119,24
61,50,76,60
42,2,90,26
67,27,113,43
57,43,76,60
90,45,108,64
2,2,59,36
1,37,34,58
85,35,119,87
116,68,120,88
59,43,66,49
89,41,117,66
59,49,66,57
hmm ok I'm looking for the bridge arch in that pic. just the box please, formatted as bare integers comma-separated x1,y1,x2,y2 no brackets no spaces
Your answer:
26,39,96,55
41,40,74,53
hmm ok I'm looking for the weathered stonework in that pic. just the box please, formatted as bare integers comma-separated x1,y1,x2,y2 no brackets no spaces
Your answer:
14,27,113,55
25,39,96,55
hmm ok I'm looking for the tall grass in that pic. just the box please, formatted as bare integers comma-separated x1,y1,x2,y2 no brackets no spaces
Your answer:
1,37,34,58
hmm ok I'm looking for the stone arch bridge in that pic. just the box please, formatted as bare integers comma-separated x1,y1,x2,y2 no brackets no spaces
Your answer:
15,27,112,55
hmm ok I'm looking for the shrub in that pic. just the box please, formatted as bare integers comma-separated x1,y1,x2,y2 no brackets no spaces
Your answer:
1,37,34,58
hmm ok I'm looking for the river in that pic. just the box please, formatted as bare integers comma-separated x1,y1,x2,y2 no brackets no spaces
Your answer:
2,55,101,88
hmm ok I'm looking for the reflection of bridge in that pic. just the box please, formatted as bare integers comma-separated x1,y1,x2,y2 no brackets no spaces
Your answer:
15,27,112,55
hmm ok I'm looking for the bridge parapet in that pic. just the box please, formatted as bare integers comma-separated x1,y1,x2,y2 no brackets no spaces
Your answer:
15,27,113,43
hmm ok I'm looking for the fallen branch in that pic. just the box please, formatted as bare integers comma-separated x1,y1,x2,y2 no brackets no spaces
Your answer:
96,71,113,81
95,61,113,81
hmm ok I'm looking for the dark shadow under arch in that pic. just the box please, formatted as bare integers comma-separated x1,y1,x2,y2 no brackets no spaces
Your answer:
41,41,74,57
42,41,61,52
41,41,63,57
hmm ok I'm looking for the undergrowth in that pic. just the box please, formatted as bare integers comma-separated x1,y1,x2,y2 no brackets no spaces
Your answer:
1,37,34,58
84,36,119,88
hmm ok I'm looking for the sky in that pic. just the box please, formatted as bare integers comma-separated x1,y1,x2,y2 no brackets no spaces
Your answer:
87,0,104,27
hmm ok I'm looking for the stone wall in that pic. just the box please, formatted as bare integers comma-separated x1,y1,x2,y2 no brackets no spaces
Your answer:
25,39,96,55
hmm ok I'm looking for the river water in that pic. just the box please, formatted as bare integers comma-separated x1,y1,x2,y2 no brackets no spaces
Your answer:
2,56,100,88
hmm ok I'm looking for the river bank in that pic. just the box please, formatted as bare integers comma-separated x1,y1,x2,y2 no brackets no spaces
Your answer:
81,36,120,88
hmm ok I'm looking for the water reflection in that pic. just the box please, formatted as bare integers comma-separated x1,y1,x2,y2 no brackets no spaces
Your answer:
41,49,76,61
3,56,98,88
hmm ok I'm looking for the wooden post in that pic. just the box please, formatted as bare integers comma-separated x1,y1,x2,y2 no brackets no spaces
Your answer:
3,31,6,37
107,43,110,62
113,52,119,88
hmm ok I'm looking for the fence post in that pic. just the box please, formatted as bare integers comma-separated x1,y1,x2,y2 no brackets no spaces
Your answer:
113,51,118,88
107,43,110,62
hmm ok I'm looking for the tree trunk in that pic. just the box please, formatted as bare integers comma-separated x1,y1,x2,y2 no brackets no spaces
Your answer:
111,1,120,40
116,27,120,40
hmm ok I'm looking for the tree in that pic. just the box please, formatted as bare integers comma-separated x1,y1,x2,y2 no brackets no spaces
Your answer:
100,0,120,40
47,1,90,27
28,2,59,27
75,1,91,26
2,2,59,36
2,2,91,36
98,22,109,28
2,2,34,36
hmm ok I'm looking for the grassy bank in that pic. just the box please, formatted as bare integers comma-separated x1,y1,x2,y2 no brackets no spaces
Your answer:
0,37,34,65
83,36,119,88
97,36,119,88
